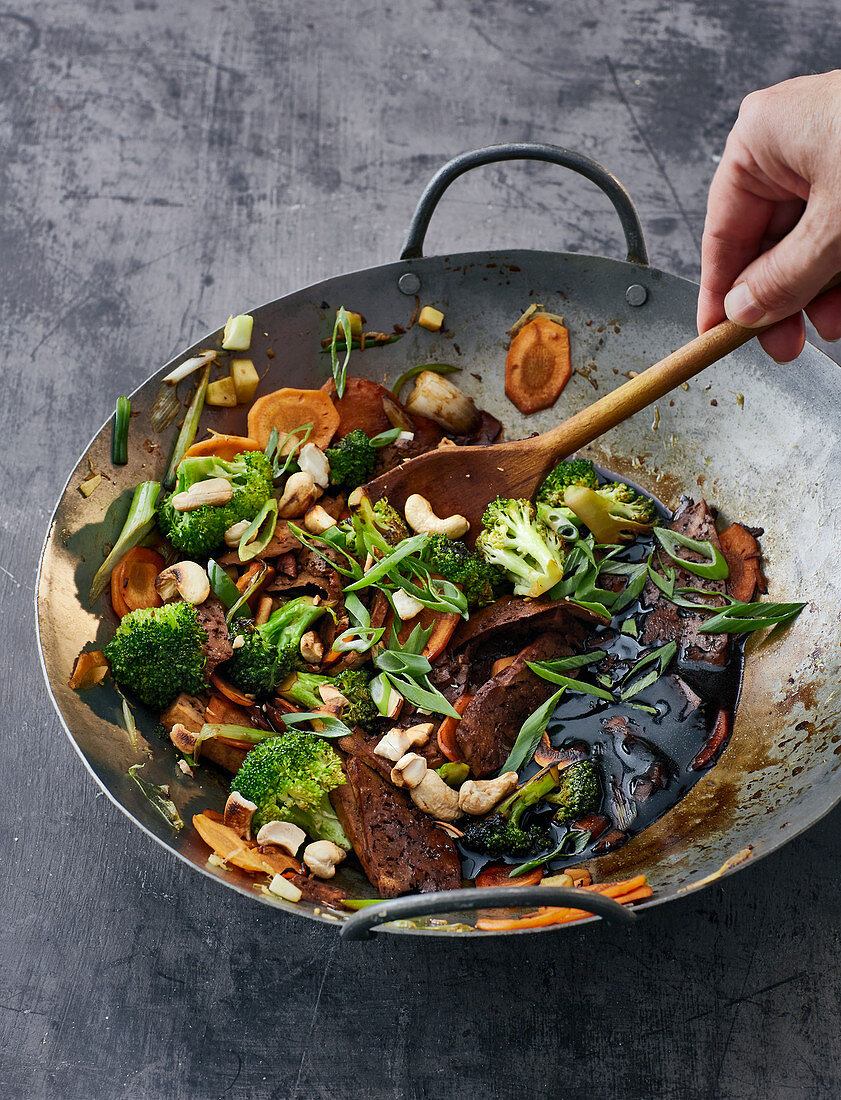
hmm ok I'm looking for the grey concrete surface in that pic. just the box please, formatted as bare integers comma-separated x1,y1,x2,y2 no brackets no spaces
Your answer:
3,2,841,1097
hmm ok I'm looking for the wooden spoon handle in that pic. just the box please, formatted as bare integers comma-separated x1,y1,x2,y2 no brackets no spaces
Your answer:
542,317,755,457
543,274,841,460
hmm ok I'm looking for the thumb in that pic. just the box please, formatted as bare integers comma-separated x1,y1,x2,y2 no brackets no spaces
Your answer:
724,202,841,327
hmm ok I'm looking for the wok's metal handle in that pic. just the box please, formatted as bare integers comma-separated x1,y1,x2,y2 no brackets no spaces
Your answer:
400,143,649,265
340,884,638,941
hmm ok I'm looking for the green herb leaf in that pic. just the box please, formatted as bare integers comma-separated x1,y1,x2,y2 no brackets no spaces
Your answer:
700,600,806,634
653,527,729,580
330,307,354,399
507,829,591,877
280,711,354,739
501,688,566,774
207,558,240,609
128,764,183,830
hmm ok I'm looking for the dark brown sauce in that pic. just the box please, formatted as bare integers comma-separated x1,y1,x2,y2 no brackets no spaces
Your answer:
458,473,744,880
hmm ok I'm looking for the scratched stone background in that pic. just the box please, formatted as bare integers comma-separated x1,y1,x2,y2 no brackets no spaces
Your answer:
3,1,841,1098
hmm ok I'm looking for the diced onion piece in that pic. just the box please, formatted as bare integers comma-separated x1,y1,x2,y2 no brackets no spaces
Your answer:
418,306,444,331
222,314,253,351
206,377,238,407
162,350,217,385
231,359,259,403
403,371,479,434
267,873,302,902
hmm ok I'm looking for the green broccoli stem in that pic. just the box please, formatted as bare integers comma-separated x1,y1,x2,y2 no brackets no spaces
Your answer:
278,671,328,710
259,598,327,646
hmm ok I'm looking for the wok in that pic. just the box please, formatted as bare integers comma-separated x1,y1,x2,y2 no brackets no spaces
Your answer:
36,144,841,939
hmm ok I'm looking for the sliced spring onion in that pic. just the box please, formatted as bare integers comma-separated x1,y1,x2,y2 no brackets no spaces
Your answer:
225,562,270,625
343,534,430,591
128,764,183,830
111,396,130,465
163,366,210,491
207,558,240,609
118,690,138,752
653,527,729,580
370,673,403,717
89,480,161,602
619,641,677,702
507,829,591,878
699,600,806,634
162,350,217,385
238,498,278,562
532,651,607,673
287,522,363,580
378,671,460,718
500,688,566,774
221,314,253,351
369,427,404,448
195,724,280,751
526,665,615,702
150,381,182,432
390,362,461,401
330,306,354,398
332,626,385,654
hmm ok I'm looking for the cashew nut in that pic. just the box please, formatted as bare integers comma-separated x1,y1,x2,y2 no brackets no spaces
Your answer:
297,443,331,488
392,588,425,622
171,477,233,512
347,486,367,508
224,791,258,839
404,494,469,539
458,772,519,815
169,722,199,755
224,519,252,547
304,504,337,534
303,840,346,879
374,723,434,762
390,752,428,789
299,630,324,664
410,770,462,822
155,561,210,605
277,471,321,518
256,820,306,856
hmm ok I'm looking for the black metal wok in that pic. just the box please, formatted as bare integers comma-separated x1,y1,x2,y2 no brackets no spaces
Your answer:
36,144,841,939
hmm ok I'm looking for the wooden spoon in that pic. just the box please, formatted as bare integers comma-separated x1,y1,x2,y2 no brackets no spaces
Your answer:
364,317,763,532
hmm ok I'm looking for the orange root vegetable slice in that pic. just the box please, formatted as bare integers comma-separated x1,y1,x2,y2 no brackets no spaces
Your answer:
505,315,571,415
209,674,255,708
720,523,767,603
184,434,263,461
394,606,460,661
68,650,110,689
247,388,340,450
476,864,544,888
192,812,301,876
205,692,255,729
111,547,165,617
475,875,650,930
437,693,474,761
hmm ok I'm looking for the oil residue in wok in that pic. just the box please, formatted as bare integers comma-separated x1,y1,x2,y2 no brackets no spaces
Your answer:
458,480,744,880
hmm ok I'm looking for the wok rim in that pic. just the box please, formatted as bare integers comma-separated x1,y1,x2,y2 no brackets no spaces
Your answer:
34,246,841,937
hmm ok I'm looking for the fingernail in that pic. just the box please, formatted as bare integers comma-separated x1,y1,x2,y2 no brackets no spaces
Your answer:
724,282,767,326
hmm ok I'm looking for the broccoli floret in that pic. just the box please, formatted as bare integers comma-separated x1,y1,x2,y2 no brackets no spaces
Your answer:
459,770,558,858
424,533,506,608
476,497,565,598
345,493,410,558
546,759,601,825
536,458,599,508
104,602,208,709
277,669,379,731
231,730,350,847
372,499,409,545
223,596,328,697
459,814,551,858
325,429,377,490
563,483,656,545
158,450,273,555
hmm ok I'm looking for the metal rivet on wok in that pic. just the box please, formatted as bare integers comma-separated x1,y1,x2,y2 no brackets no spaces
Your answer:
626,284,648,307
398,272,421,295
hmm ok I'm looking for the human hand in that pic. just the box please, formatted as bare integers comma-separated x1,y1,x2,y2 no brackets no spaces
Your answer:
697,70,841,362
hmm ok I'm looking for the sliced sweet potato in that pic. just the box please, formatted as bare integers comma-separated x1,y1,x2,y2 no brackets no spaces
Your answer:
208,675,255,708
437,693,473,761
720,523,767,603
321,376,394,438
110,547,164,617
68,650,110,690
505,315,571,415
476,864,544,888
247,387,340,450
192,812,301,875
395,606,461,660
184,433,263,461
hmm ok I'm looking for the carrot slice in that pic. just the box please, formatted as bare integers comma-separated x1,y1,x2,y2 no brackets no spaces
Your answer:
247,387,340,450
475,878,651,930
184,433,263,461
192,812,301,876
110,547,164,617
476,864,544,888
720,523,767,602
321,376,395,438
505,315,571,415
209,674,255,708
437,693,474,761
